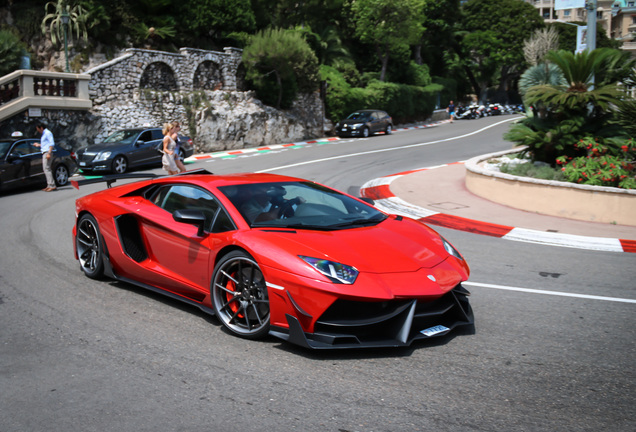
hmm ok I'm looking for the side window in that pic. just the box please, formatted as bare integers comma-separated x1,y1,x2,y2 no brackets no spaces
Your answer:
12,141,36,156
151,129,164,140
152,184,235,232
138,131,152,142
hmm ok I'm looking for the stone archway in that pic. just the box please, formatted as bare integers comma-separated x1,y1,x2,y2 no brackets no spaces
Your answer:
235,63,247,92
140,62,179,91
193,61,223,91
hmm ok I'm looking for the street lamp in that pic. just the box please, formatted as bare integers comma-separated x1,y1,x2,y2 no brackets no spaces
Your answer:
61,10,70,72
585,0,597,51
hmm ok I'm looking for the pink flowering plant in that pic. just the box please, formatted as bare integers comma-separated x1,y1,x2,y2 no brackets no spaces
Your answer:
556,137,635,189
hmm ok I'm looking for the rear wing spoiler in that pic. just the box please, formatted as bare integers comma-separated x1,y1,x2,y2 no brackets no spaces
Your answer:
71,169,213,189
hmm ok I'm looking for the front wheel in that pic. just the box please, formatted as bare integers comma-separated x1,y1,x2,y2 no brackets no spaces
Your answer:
361,127,370,138
54,164,69,186
76,214,104,279
112,156,128,174
211,251,270,339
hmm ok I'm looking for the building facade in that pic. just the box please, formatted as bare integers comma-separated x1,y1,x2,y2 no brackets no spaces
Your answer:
523,0,636,56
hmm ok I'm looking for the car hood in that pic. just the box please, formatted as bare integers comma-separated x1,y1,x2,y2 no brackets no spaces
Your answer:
79,142,129,154
249,217,447,274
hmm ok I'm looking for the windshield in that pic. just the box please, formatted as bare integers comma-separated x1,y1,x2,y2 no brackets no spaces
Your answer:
102,129,142,145
0,141,12,159
219,181,386,230
346,112,371,121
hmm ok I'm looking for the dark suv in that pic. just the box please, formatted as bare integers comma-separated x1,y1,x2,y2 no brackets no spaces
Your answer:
75,127,194,174
0,133,77,192
335,110,393,138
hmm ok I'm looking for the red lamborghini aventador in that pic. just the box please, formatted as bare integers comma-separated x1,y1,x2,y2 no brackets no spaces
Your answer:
72,170,473,349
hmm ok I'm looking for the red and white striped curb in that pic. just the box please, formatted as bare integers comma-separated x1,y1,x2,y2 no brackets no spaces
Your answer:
360,164,636,254
184,120,446,162
185,137,342,162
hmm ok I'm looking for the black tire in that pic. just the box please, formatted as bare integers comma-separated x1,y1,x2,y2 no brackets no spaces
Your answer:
54,164,69,186
211,251,269,339
385,124,392,135
76,214,104,279
112,155,128,174
178,148,186,161
361,127,370,138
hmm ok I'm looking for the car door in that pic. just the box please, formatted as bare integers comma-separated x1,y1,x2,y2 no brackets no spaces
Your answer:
371,111,385,133
137,184,229,299
1,140,43,189
131,129,163,167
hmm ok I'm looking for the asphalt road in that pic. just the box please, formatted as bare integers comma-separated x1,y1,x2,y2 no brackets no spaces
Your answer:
1,116,634,432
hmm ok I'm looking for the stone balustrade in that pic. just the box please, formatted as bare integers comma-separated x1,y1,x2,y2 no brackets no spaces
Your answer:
0,70,91,122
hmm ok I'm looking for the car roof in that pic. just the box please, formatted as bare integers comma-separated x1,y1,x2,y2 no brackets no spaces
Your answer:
153,172,304,188
0,137,32,143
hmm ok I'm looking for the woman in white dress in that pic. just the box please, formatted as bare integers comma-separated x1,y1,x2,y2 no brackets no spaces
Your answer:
170,121,187,173
162,122,179,175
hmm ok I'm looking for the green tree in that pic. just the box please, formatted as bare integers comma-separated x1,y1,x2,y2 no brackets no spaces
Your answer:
176,0,255,48
350,0,424,82
0,29,26,76
242,28,320,109
458,0,544,102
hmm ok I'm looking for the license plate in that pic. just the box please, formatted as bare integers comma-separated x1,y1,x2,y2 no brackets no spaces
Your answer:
79,162,86,166
420,325,450,337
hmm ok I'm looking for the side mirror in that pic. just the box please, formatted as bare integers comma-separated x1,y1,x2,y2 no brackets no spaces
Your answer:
135,140,145,146
359,197,375,205
173,209,206,236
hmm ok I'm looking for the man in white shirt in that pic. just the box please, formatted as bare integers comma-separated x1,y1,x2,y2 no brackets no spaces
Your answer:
35,123,56,191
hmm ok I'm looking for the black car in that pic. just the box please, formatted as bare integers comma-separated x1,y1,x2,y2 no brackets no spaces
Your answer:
0,133,77,192
335,109,393,138
75,127,194,174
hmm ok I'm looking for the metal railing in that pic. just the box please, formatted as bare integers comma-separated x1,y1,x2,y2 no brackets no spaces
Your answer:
0,70,92,122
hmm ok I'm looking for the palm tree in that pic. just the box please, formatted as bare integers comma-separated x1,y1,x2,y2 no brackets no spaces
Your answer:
524,49,625,115
506,48,633,163
41,0,89,47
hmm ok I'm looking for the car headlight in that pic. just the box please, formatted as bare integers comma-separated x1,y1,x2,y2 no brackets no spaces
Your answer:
94,151,111,161
441,236,463,260
299,255,359,284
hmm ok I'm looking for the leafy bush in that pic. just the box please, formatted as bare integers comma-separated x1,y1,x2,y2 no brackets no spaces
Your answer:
556,137,635,189
320,67,440,124
0,29,25,76
499,161,565,181
243,28,319,109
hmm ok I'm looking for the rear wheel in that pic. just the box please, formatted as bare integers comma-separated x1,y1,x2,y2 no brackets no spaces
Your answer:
54,164,69,186
76,214,104,279
211,251,270,339
112,156,128,174
385,125,392,135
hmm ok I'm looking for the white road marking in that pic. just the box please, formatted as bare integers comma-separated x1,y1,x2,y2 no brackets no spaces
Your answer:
256,117,520,173
465,281,636,304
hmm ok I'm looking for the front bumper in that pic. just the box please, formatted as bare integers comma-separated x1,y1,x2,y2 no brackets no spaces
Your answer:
269,284,473,349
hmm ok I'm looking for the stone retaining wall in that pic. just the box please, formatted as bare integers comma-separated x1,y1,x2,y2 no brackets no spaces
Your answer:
465,148,636,226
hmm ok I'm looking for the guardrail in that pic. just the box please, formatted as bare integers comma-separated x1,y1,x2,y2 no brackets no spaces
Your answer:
0,70,92,122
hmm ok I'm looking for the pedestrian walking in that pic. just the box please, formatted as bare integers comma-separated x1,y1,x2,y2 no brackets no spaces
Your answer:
34,123,56,191
447,100,455,123
170,121,187,173
161,122,179,175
